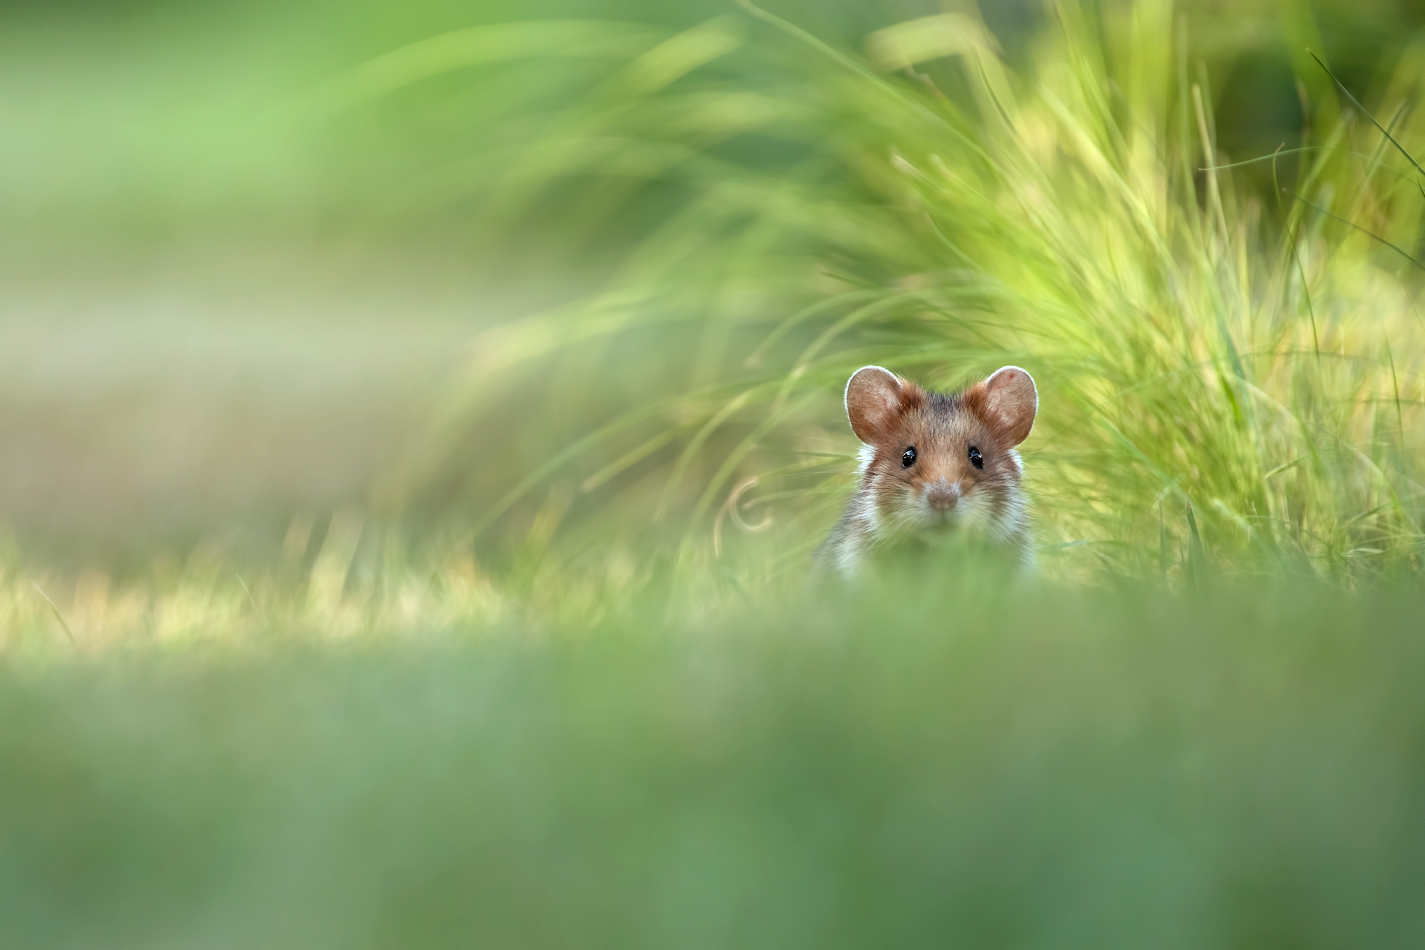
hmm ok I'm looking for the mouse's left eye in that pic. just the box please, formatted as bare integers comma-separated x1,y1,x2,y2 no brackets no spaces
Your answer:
968,446,983,469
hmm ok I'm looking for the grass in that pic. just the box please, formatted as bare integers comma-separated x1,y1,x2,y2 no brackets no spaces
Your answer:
372,0,1425,586
5,574,1425,947
5,0,1425,943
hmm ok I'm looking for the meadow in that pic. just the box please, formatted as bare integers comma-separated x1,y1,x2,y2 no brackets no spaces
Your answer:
3,0,1425,944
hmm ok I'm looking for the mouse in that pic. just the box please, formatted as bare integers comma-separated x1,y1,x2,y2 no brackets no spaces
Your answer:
817,364,1038,576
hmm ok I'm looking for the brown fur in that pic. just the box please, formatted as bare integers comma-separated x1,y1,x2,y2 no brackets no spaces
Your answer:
818,366,1037,576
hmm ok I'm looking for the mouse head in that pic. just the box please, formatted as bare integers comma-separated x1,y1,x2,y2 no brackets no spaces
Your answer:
844,365,1037,538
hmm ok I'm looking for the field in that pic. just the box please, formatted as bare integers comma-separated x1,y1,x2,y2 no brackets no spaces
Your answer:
4,0,1425,944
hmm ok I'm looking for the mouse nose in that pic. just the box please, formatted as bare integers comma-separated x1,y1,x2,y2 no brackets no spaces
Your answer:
926,481,960,511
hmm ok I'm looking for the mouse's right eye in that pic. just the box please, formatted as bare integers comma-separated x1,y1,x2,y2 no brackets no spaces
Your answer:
901,447,917,467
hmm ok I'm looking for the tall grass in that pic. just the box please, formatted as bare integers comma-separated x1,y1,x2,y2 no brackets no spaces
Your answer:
4,0,1422,647
382,0,1425,587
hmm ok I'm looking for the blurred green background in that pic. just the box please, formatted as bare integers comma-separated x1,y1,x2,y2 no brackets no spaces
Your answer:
5,2,1425,945
4,0,1424,573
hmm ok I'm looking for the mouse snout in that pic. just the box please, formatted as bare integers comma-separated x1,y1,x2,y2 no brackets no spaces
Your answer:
925,480,961,512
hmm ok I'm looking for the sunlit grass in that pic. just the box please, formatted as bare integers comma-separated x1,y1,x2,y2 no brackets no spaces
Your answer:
374,0,1425,588
5,0,1423,651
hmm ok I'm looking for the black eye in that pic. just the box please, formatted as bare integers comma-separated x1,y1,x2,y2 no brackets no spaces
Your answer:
901,447,917,468
968,446,983,469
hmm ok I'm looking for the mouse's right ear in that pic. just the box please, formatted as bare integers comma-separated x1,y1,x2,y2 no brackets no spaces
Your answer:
845,365,910,444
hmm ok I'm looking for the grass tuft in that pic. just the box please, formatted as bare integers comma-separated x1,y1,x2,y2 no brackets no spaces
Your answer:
377,0,1425,588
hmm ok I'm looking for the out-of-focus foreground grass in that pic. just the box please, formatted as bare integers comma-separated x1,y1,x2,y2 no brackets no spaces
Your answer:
5,0,1425,942
4,575,1425,948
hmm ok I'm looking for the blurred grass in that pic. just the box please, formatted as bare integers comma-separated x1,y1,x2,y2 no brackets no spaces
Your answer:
377,0,1425,586
5,1,1425,941
5,0,1425,584
4,575,1425,947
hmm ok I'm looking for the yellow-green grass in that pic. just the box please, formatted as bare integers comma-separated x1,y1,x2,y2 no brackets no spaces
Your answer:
381,0,1425,588
4,4,1425,941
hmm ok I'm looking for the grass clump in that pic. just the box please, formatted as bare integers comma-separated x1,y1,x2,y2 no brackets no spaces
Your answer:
379,0,1425,586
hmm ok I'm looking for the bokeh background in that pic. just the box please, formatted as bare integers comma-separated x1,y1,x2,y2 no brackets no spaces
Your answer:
7,2,1425,946
5,0,1424,578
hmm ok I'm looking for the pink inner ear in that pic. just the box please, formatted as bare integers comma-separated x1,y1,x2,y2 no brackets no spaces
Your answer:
984,366,1037,446
845,366,905,444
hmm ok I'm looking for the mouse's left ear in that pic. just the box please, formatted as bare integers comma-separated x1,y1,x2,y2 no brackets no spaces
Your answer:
982,366,1038,445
